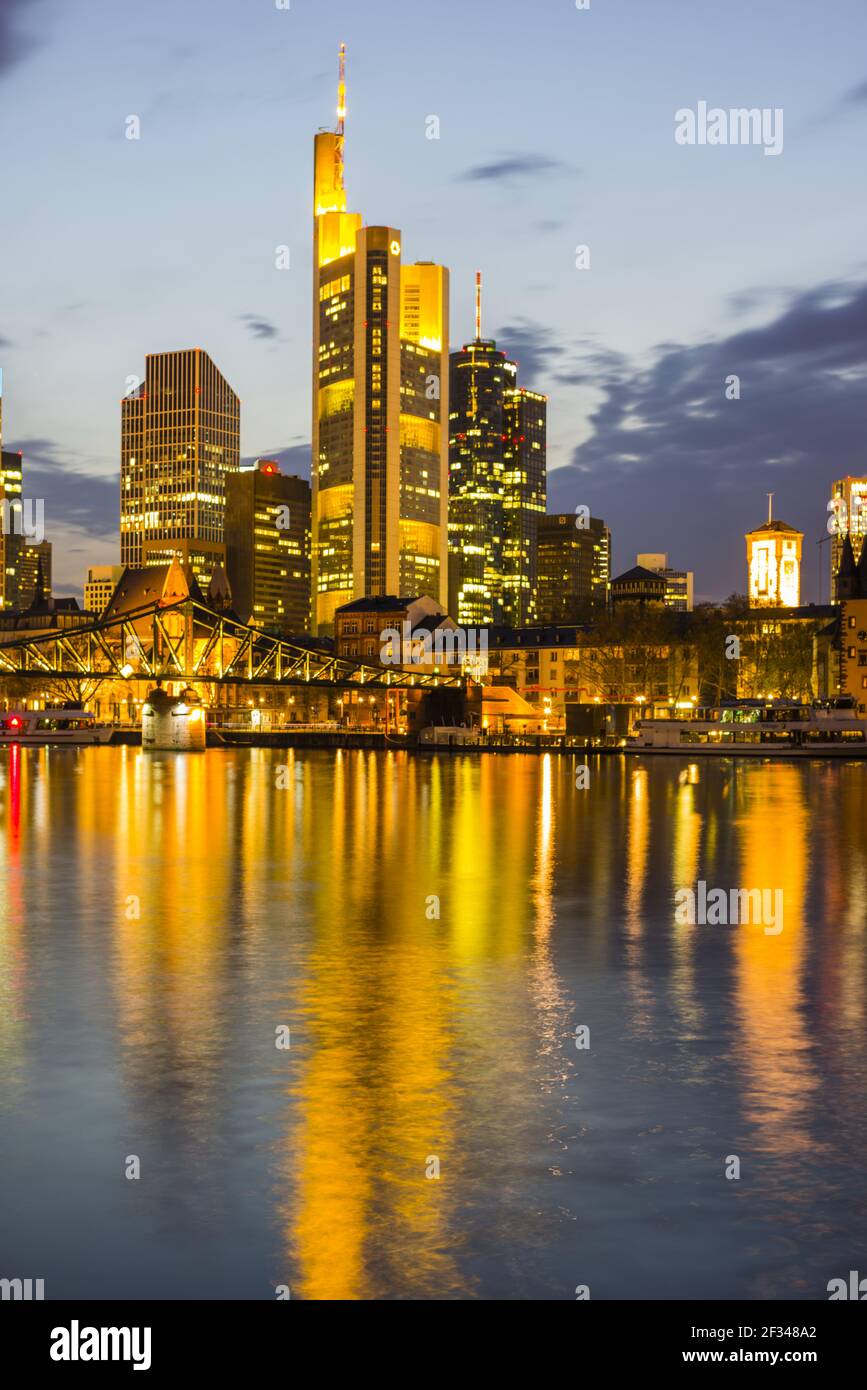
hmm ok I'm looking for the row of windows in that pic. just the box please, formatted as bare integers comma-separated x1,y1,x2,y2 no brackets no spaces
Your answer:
320,274,351,300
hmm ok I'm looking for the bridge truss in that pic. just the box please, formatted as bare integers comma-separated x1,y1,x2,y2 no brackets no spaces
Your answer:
0,598,462,690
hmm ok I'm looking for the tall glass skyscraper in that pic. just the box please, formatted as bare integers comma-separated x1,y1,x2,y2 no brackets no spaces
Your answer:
448,276,546,627
502,384,547,626
1,372,26,610
120,348,240,587
311,47,449,634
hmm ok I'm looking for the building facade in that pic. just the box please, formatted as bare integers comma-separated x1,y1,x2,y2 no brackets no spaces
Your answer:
838,537,867,712
611,565,667,607
0,447,24,610
830,475,867,601
448,276,547,628
17,540,52,608
636,553,694,611
501,385,546,625
746,504,802,609
84,565,125,618
225,460,311,632
311,48,448,633
121,348,240,587
448,295,510,625
537,513,610,623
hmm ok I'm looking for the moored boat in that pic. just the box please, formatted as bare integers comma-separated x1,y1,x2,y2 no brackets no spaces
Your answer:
626,697,867,757
0,708,114,745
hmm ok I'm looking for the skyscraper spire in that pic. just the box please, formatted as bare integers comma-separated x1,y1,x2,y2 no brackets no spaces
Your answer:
337,42,346,137
475,271,482,341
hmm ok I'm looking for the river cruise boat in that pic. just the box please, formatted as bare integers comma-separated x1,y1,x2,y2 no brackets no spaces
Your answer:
0,708,114,745
626,698,867,757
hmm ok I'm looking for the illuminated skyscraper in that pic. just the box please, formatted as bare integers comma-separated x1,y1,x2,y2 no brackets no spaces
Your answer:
121,348,240,587
449,274,546,627
312,46,449,633
537,513,610,623
502,383,546,626
225,460,311,632
448,274,508,625
0,448,24,610
746,495,802,608
18,539,52,606
1,372,26,609
830,475,867,601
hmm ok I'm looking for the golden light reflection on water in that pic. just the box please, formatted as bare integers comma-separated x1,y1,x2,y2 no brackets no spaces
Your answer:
733,764,815,1156
2,747,867,1298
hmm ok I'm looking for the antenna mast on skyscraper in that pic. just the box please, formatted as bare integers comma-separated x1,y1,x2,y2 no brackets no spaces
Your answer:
475,271,482,340
337,43,346,136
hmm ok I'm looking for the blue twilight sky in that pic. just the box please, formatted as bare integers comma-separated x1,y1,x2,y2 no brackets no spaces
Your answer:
1,0,866,601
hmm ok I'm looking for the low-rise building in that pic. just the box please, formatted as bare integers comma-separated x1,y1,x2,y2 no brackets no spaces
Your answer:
635,553,694,611
610,565,667,608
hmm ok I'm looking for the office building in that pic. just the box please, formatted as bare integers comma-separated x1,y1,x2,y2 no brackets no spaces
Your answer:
1,448,24,610
18,540,52,607
225,460,311,632
501,384,546,626
121,348,240,587
830,475,867,601
312,46,448,633
84,565,125,617
449,274,547,626
537,513,610,623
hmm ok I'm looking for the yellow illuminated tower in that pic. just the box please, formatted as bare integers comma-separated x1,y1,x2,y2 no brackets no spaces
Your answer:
746,494,803,608
312,46,449,634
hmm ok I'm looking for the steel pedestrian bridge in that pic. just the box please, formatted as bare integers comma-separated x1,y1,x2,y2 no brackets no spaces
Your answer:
0,597,463,689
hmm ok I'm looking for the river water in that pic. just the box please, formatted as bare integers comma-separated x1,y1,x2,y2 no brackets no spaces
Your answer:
1,745,865,1300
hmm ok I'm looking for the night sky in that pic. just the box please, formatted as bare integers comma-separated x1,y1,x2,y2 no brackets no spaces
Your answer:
1,0,865,601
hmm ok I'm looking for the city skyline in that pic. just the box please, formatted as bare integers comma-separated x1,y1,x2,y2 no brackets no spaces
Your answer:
2,0,867,601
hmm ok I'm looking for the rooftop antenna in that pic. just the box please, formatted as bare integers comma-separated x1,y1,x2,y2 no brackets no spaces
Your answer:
475,271,482,341
337,43,346,137
767,491,774,525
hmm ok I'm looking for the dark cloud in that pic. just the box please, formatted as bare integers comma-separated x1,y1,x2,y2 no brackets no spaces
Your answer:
0,0,42,76
456,152,572,184
11,437,117,537
493,318,567,388
842,78,867,106
240,314,279,341
547,279,867,602
0,334,13,347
